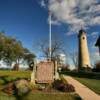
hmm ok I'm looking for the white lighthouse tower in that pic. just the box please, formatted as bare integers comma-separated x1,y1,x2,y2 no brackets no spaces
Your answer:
78,30,91,70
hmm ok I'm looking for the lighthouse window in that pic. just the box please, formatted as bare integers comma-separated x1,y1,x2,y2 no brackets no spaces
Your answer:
83,37,85,39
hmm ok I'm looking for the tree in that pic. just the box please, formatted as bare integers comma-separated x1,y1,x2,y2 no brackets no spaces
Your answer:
0,32,36,70
0,33,16,65
13,41,25,64
23,48,36,70
61,64,70,71
0,33,6,60
36,33,66,61
0,35,25,66
69,51,78,71
92,61,100,72
12,63,19,71
3,37,17,65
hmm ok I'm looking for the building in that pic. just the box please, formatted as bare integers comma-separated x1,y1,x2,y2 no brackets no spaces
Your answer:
95,36,100,55
78,30,91,70
58,53,66,65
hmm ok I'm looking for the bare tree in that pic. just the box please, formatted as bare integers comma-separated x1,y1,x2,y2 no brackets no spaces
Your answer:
70,51,78,70
35,33,66,61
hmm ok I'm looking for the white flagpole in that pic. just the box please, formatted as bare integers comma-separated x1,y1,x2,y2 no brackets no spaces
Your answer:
49,10,52,61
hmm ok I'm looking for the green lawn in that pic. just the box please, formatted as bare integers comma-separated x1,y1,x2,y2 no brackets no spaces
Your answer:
0,70,31,78
0,70,31,90
61,71,100,95
0,70,82,100
0,92,81,100
24,92,81,100
74,77,100,95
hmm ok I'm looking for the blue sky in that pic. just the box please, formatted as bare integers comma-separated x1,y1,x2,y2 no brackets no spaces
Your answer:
0,0,100,66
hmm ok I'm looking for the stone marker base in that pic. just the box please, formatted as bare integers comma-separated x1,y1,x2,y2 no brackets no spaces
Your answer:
31,60,60,85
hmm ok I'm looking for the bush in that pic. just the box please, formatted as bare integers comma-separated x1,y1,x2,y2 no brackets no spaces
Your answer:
2,83,14,95
80,67,92,72
60,64,70,72
92,61,100,72
52,79,75,92
63,84,75,92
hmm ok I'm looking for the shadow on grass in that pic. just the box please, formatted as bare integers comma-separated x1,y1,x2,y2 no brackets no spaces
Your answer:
0,75,10,85
60,71,100,80
0,75,28,86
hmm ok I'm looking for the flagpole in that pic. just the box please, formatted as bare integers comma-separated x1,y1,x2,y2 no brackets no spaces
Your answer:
49,10,52,61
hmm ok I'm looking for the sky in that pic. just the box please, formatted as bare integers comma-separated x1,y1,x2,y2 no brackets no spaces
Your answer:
0,0,100,67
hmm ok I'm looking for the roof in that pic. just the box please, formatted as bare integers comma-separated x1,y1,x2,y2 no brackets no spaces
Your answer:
78,29,86,37
95,36,100,46
79,29,86,33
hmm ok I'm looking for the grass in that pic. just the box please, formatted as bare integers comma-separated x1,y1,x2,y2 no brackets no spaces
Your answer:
61,71,100,95
0,92,81,100
0,70,31,90
0,92,16,100
23,92,82,100
0,70,82,100
0,70,31,78
60,71,100,79
74,77,100,95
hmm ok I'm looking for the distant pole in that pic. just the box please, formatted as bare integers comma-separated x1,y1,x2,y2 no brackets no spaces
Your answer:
49,10,52,61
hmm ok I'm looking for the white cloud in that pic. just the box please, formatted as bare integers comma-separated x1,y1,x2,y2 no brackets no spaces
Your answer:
51,20,61,25
91,32,99,36
94,52,99,57
91,52,100,60
90,51,100,65
48,18,61,25
40,0,100,35
40,0,46,8
88,32,99,37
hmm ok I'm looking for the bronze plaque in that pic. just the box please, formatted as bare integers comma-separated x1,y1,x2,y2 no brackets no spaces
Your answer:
36,61,54,83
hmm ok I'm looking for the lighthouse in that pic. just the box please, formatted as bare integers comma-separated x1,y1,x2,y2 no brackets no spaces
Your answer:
78,30,91,70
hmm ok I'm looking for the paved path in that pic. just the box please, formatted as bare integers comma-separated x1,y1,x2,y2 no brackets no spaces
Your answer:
63,75,100,100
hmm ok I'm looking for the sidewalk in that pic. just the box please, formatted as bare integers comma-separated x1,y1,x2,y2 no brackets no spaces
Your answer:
63,75,100,100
